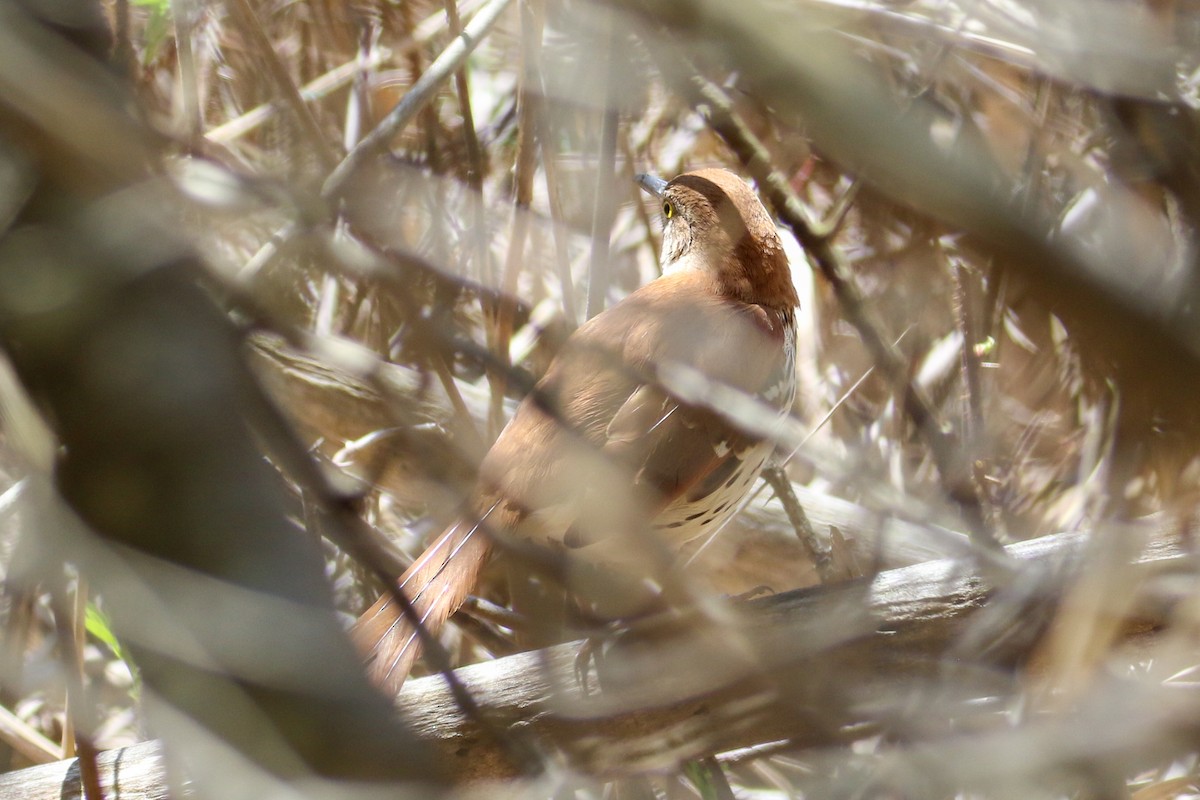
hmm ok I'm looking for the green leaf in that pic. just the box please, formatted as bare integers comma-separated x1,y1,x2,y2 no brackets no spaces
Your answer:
131,0,171,12
85,604,140,692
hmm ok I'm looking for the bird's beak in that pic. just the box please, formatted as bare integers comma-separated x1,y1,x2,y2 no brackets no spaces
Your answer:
635,173,668,198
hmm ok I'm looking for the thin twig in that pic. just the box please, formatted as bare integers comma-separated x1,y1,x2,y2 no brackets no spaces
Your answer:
445,0,487,193
443,0,497,344
51,585,104,800
431,353,487,458
58,581,85,760
814,176,861,239
0,704,61,764
490,0,544,436
171,0,202,140
761,466,835,582
953,260,986,441
223,0,339,170
453,606,522,658
341,16,376,150
1019,79,1054,214
585,8,621,319
537,64,579,324
205,0,483,144
461,595,527,631
207,47,391,144
322,0,514,201
396,0,448,190
238,221,300,283
950,253,996,533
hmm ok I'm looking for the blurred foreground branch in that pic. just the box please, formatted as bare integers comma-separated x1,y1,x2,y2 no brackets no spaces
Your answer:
395,523,1183,780
1,521,1186,792
0,3,443,794
615,0,1200,436
251,333,965,571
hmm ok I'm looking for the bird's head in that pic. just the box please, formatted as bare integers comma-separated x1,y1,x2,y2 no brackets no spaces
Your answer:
636,168,797,309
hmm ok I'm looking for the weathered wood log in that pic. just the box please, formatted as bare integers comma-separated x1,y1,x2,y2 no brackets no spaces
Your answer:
0,524,1185,795
0,741,165,800
397,527,1184,779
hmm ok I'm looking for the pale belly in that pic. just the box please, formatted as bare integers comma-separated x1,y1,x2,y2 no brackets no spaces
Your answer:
650,439,775,546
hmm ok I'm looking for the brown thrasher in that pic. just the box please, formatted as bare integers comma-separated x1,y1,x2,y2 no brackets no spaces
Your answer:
352,167,798,695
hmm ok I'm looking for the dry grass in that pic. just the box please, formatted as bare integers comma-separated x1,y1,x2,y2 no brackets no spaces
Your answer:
2,0,1200,797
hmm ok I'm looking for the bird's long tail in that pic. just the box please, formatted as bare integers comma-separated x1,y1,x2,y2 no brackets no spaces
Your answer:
351,518,493,696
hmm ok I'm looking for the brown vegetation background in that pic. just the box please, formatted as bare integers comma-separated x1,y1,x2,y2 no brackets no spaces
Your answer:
2,0,1200,797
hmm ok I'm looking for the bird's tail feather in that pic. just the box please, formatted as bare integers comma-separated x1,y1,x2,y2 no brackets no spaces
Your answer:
351,518,493,696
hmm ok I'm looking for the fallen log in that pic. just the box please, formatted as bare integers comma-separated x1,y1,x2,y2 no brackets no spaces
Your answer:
0,523,1185,795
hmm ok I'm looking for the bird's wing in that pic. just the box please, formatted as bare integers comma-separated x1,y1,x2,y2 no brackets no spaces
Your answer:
594,272,791,503
492,270,793,549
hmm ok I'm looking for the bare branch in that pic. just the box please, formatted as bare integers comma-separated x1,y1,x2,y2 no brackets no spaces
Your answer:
321,0,514,201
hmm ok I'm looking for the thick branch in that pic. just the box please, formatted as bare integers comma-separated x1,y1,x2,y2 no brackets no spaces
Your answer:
396,526,1181,779
1,524,1185,794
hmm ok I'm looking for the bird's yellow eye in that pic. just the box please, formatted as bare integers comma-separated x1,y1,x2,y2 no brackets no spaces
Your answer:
663,201,673,219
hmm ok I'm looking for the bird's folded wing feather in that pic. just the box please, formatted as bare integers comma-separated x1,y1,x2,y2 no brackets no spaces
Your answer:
529,270,790,517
